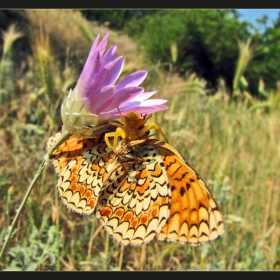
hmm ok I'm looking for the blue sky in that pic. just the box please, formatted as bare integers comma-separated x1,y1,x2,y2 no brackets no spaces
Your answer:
236,9,280,27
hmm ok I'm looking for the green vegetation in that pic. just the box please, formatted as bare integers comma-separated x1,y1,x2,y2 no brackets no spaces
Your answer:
87,9,280,97
0,9,279,271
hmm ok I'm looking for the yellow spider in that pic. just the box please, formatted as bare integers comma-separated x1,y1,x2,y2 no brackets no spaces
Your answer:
105,111,168,153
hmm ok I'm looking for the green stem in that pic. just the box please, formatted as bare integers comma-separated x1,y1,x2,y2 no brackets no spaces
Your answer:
55,187,60,270
6,194,10,229
45,129,72,160
0,160,46,259
0,129,72,259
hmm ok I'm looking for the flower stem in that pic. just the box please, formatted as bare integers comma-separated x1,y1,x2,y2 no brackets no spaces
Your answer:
0,160,46,259
45,129,72,160
0,129,72,259
55,185,60,270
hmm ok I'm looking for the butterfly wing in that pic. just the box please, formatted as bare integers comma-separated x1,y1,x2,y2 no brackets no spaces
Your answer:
47,132,224,245
148,139,224,246
46,132,113,214
95,143,171,245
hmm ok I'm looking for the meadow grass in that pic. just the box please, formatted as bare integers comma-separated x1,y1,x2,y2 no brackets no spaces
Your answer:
0,10,279,271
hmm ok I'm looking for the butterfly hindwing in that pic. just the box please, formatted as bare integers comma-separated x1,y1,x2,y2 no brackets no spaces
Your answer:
95,143,171,245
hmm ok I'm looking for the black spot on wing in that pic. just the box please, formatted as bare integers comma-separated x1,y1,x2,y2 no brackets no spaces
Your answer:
180,187,186,196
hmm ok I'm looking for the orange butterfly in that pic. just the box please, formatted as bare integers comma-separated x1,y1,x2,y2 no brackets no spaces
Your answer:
47,112,224,246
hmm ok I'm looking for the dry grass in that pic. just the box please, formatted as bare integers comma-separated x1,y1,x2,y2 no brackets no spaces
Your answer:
25,10,146,73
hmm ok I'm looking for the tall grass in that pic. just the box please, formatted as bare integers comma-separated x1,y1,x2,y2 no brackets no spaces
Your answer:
0,10,279,271
0,24,24,102
233,36,256,98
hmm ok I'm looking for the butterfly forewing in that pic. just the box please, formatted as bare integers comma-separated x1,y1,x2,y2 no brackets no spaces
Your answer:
47,132,113,214
150,140,224,245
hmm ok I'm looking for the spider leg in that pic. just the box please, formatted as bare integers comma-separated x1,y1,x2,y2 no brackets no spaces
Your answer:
139,123,168,142
104,127,126,153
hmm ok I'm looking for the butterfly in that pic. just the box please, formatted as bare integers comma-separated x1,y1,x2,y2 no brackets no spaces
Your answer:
46,112,224,246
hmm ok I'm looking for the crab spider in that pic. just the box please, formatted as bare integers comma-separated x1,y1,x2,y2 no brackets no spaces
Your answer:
105,111,168,153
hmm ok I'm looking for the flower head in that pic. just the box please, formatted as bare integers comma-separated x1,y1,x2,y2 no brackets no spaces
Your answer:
61,33,168,137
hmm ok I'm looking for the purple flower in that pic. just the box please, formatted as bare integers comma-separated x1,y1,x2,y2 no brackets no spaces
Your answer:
61,33,168,137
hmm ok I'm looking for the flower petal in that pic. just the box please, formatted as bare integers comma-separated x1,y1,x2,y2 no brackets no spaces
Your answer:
80,34,109,93
138,98,168,106
88,56,124,101
116,70,147,92
90,85,115,114
102,87,144,113
117,105,169,116
108,97,168,116
82,35,101,77
129,91,158,102
107,56,124,85
78,52,101,98
95,33,108,57
100,45,117,69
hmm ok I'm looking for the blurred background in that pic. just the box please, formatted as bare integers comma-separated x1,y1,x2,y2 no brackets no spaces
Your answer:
0,9,279,271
